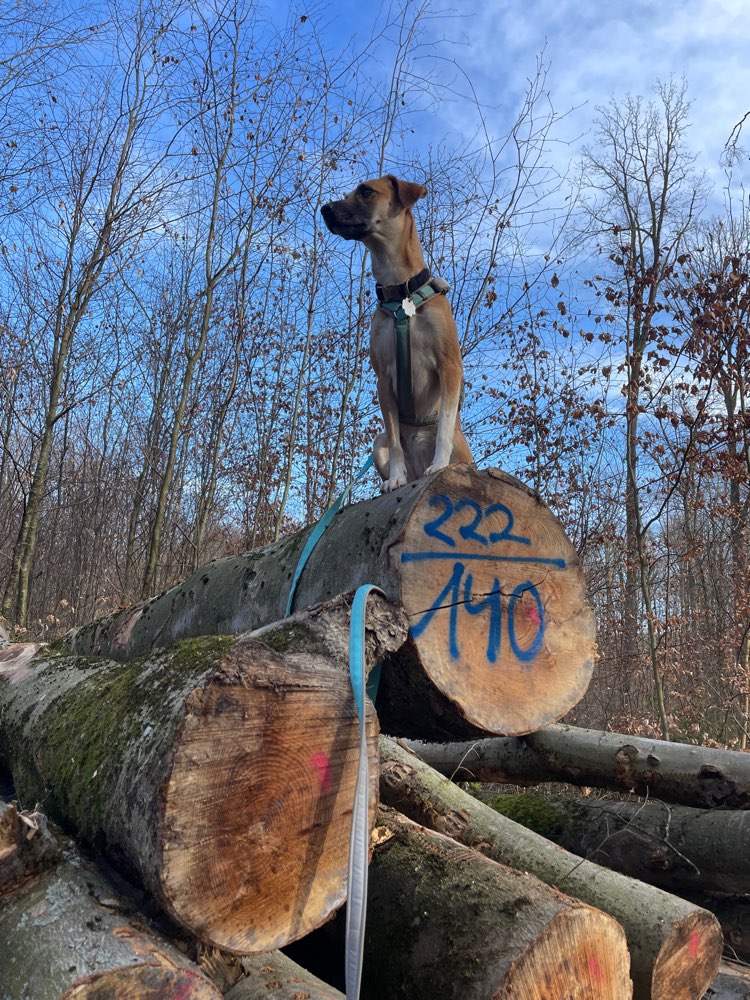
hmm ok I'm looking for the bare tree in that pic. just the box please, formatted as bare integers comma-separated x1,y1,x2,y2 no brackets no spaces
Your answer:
582,78,707,739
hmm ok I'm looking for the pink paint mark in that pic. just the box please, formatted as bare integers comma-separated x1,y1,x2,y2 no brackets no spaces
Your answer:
689,931,700,956
526,603,541,626
310,752,332,794
588,956,603,983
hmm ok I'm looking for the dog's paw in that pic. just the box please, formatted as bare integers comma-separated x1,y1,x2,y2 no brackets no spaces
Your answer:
384,474,407,493
424,461,448,477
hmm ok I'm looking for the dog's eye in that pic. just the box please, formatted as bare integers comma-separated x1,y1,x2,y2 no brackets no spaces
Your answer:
359,185,374,199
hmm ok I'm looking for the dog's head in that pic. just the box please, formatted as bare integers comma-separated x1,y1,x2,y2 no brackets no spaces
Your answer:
321,174,427,243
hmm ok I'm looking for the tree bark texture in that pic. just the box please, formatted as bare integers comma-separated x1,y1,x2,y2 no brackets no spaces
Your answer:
62,465,596,738
484,792,750,895
407,722,750,808
0,595,400,953
308,806,632,1000
225,953,344,1000
380,737,723,1000
0,834,220,1000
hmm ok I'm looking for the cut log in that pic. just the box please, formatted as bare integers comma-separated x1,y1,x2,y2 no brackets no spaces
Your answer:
0,799,59,892
62,466,595,738
0,594,400,953
407,723,750,808
225,954,343,999
481,791,750,895
380,737,723,1000
0,830,220,1000
297,805,632,999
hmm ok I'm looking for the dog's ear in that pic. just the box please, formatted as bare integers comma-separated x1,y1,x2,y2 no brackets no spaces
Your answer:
386,174,428,210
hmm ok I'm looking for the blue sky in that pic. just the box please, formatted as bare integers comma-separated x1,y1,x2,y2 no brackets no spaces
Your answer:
309,0,750,202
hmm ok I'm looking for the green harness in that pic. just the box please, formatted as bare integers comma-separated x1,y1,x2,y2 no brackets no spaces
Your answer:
377,275,448,427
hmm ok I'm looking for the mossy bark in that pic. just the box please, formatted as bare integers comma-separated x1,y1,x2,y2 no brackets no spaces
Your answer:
62,465,596,739
380,737,723,1000
485,791,750,896
408,722,750,808
0,594,398,952
0,829,220,1000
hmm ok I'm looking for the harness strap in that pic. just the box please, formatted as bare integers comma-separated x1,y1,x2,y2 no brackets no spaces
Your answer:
378,277,446,427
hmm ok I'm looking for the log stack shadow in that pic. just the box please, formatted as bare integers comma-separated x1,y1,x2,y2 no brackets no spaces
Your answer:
0,465,742,998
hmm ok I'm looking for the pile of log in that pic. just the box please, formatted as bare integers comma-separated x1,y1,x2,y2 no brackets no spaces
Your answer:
0,464,745,999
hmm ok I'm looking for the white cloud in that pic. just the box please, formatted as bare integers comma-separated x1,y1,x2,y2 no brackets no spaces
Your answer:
427,0,750,192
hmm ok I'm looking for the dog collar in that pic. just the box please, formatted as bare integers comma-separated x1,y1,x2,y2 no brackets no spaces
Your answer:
375,267,430,304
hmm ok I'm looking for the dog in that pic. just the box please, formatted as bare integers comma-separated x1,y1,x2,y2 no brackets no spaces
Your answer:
321,174,473,492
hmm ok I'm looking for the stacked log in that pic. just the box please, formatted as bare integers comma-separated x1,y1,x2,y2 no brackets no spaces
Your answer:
380,737,723,1000
1,466,739,998
477,792,750,896
0,595,403,954
407,722,750,807
0,815,221,1000
314,806,633,999
62,465,596,739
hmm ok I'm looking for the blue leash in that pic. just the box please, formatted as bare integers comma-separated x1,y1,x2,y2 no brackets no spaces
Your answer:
283,456,379,1000
345,583,383,1000
285,455,374,617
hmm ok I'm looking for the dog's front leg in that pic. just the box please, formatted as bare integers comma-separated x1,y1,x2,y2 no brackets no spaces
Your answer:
425,361,462,476
376,374,408,492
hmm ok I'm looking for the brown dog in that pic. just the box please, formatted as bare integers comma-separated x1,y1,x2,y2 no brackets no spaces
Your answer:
321,174,473,492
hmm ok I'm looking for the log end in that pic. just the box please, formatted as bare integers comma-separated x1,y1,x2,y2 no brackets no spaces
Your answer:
60,964,221,1000
160,637,378,953
501,905,633,1000
396,465,596,736
651,909,724,1000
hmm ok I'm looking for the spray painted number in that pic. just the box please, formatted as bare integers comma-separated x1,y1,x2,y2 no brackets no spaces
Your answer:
409,561,545,665
423,494,532,549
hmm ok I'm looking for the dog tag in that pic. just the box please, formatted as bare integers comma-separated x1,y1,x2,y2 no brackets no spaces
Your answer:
401,297,417,317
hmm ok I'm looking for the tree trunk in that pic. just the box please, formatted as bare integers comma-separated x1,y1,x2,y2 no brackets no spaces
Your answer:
380,737,723,1000
483,792,750,896
407,722,750,808
0,594,401,953
63,465,596,739
225,954,343,1000
0,828,220,1000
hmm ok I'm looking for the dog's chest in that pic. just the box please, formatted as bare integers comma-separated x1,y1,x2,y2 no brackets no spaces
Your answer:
372,313,440,408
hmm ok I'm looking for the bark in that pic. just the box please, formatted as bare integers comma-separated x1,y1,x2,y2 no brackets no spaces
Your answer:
407,722,750,808
225,954,343,1000
63,465,596,739
704,961,750,1000
0,594,400,953
0,830,220,1000
483,792,750,896
380,737,723,1000
0,800,59,892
